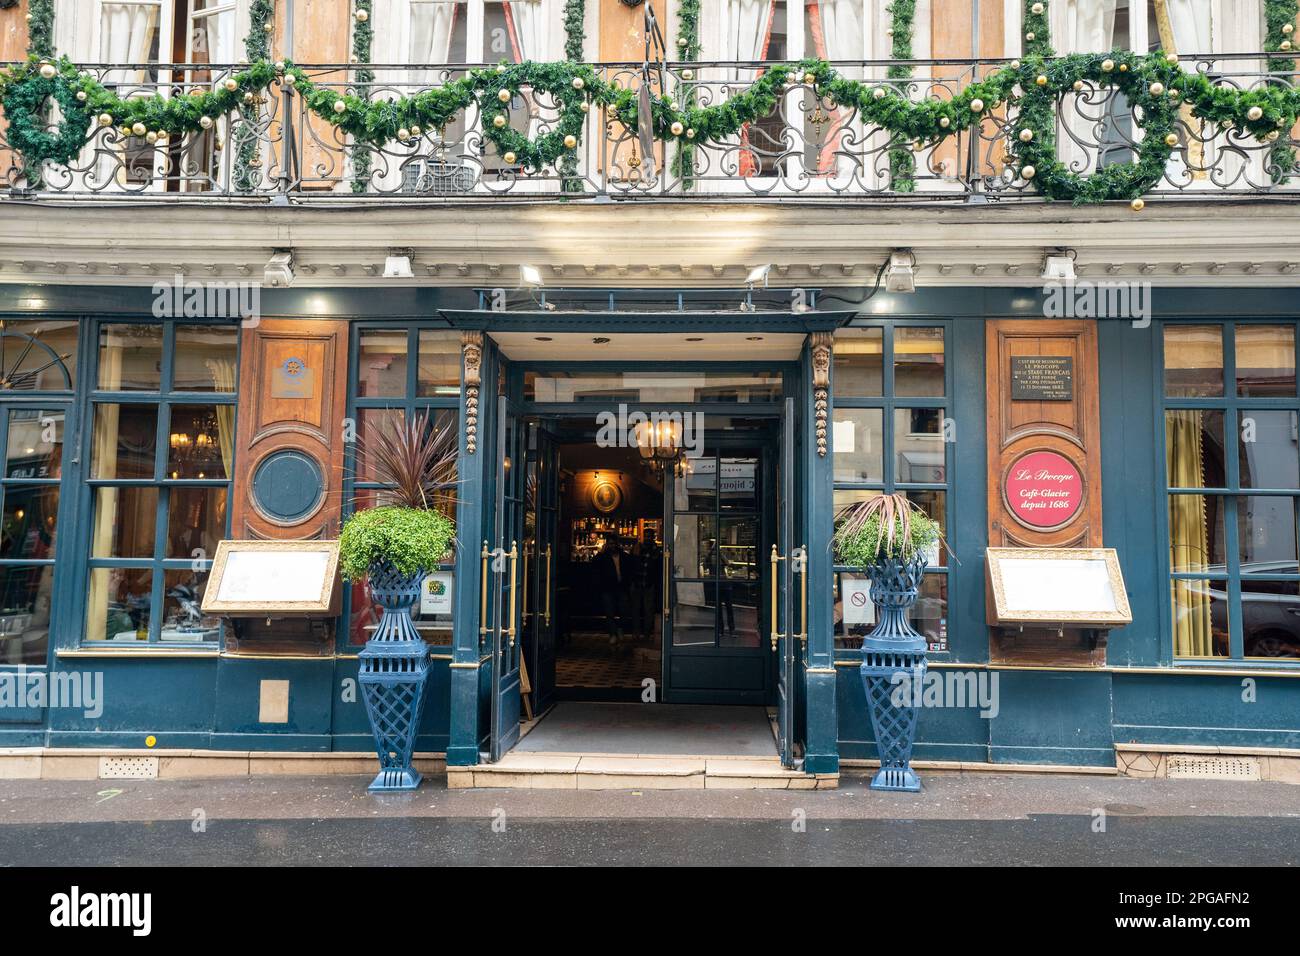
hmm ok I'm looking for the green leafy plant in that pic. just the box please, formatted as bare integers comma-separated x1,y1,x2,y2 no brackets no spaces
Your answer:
339,410,459,581
834,493,942,567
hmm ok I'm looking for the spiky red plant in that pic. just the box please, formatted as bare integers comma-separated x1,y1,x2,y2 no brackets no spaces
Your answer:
355,410,458,512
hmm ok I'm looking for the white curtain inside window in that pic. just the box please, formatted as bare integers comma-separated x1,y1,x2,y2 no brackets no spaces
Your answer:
504,1,547,61
410,1,459,66
194,10,236,63
723,0,777,62
1052,0,1118,174
1162,0,1213,54
807,0,865,177
101,2,161,85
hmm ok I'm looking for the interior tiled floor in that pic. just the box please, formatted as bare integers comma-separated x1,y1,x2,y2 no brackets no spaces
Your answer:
555,630,661,689
516,701,777,756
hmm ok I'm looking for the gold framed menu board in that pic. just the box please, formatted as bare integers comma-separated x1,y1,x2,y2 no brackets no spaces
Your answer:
201,540,340,616
985,547,1132,626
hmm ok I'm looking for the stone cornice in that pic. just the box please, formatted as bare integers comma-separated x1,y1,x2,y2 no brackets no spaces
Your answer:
1,198,1299,287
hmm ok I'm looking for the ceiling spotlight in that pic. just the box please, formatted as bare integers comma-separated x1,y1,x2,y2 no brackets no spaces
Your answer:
263,250,294,288
745,264,772,288
383,252,414,279
1041,249,1077,283
884,250,917,294
520,264,544,288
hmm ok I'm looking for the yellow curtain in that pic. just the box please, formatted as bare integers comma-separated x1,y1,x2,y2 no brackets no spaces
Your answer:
86,343,122,641
1166,409,1212,656
205,358,237,477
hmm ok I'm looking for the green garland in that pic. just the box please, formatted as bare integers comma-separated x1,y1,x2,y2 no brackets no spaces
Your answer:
1265,0,1299,178
674,0,700,187
5,48,1299,204
235,0,274,192
351,0,374,193
560,0,586,191
27,0,54,60
886,0,917,191
1023,0,1054,58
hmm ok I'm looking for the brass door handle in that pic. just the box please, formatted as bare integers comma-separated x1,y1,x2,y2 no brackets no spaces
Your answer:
506,540,518,647
795,545,808,647
479,540,490,642
544,543,552,626
769,544,781,652
663,547,671,618
522,546,529,623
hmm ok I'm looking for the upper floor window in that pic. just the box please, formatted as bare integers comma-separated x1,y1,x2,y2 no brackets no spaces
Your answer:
1162,321,1300,662
831,324,950,653
0,321,79,393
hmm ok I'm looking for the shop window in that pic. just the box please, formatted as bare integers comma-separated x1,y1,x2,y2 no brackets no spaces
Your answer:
83,321,237,645
1162,321,1300,661
348,327,460,646
0,322,78,666
831,323,950,653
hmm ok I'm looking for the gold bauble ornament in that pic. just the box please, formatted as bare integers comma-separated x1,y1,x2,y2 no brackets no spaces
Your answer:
493,114,507,127
333,100,346,113
397,127,410,140
1031,1,1044,12
564,134,577,149
572,77,585,90
685,128,695,139
132,122,147,136
1119,63,1128,72
274,60,285,71
1282,40,1293,51
1019,128,1033,142
1267,130,1281,142
677,37,688,47
1169,88,1179,98
1025,32,1035,41
1150,82,1164,96
283,73,296,86
224,77,239,91
1010,60,1020,70
503,151,517,164
670,121,684,136
1072,79,1085,91
97,113,114,127
872,87,886,99
1130,198,1145,212
410,125,421,136
579,101,590,112
1248,106,1264,121
682,69,694,80
1101,59,1115,72
263,21,273,33
243,91,254,103
1035,74,1047,86
1164,133,1178,146
1166,53,1179,64
355,8,368,20
498,88,511,102
38,62,56,79
969,98,984,113
1285,23,1295,34
199,115,214,129
1020,164,1036,179
803,71,816,85
145,131,158,144
939,116,950,128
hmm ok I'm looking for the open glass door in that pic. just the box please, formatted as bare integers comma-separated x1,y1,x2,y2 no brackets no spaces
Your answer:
522,421,560,719
774,396,798,767
488,393,526,761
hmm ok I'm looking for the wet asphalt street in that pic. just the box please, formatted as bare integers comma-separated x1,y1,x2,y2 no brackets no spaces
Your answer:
0,772,1297,865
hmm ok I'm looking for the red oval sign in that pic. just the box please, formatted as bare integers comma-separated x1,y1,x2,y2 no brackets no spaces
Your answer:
1004,451,1083,528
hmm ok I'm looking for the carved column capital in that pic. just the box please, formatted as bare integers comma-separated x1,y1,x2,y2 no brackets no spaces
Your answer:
462,332,483,454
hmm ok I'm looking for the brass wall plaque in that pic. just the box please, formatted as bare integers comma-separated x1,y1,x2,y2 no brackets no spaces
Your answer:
1011,356,1074,401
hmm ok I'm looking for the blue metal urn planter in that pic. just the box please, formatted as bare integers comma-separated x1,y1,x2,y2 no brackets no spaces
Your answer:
358,560,432,792
859,555,928,792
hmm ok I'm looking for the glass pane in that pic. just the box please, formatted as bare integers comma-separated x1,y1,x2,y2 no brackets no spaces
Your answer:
719,455,759,511
173,325,238,392
1242,579,1300,659
906,490,946,567
161,570,219,642
167,486,227,559
0,565,55,665
167,405,230,480
673,514,718,578
1236,324,1296,397
1239,496,1297,570
1165,410,1226,488
676,456,717,511
833,409,883,483
1167,494,1227,573
6,408,64,480
356,329,409,398
894,408,946,483
672,581,716,646
355,408,405,483
92,486,158,558
912,572,948,652
719,516,759,581
1164,325,1223,398
833,488,881,516
417,330,461,397
1239,410,1299,490
1,486,58,560
91,403,158,479
98,324,164,391
832,328,883,397
718,581,760,648
894,327,945,397
1170,579,1229,658
524,370,781,403
85,567,154,642
0,319,78,391
834,571,872,649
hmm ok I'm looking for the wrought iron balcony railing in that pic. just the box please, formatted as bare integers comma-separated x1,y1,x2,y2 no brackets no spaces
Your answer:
2,54,1298,202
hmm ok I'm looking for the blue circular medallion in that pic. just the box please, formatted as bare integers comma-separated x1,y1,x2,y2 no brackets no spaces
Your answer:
252,450,325,523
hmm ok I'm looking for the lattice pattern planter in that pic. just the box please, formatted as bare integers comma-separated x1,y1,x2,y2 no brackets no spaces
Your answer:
859,556,928,793
358,560,431,792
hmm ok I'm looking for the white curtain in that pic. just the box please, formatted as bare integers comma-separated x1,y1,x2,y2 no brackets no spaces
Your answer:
723,0,776,65
505,1,547,61
410,1,459,69
1052,0,1118,175
101,2,160,86
808,0,866,179
196,10,236,64
1163,0,1213,54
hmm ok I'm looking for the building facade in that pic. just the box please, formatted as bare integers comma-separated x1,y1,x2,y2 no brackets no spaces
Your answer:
1,0,1299,780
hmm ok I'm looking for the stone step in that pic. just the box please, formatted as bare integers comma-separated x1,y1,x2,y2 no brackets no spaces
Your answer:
447,752,839,790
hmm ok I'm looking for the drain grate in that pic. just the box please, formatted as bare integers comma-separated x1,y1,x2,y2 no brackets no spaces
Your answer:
98,756,159,780
1167,754,1260,781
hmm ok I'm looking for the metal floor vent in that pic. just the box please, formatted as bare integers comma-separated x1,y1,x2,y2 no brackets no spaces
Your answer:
98,756,159,780
1167,754,1260,781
